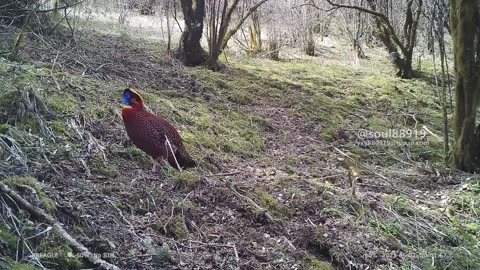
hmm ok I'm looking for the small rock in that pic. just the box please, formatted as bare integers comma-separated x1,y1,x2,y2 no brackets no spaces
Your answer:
254,169,265,177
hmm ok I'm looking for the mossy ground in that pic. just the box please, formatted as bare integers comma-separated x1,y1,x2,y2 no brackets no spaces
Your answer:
0,22,477,270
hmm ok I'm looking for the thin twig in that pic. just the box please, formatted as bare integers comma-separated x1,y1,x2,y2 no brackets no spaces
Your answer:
50,51,61,90
165,135,182,171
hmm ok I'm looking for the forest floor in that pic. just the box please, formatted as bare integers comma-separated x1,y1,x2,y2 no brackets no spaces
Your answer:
0,19,479,270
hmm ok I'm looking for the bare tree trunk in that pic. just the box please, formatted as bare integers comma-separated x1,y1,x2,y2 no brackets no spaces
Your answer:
166,0,172,51
432,0,450,164
354,9,367,59
304,27,315,56
267,31,280,60
176,0,208,66
301,3,315,56
353,39,366,58
439,41,449,164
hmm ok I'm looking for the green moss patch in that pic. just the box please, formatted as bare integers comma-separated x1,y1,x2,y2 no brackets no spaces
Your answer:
300,253,335,270
254,188,289,216
0,225,18,250
173,170,200,190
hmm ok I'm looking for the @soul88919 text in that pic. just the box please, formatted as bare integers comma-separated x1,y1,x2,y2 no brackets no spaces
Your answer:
356,129,426,139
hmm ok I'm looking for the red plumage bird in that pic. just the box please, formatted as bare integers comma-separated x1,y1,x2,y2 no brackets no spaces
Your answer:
121,88,196,171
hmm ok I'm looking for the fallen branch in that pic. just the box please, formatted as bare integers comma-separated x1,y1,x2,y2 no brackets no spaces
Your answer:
205,171,241,177
0,182,120,270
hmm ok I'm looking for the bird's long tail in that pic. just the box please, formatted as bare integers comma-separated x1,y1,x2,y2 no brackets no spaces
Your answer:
168,147,197,170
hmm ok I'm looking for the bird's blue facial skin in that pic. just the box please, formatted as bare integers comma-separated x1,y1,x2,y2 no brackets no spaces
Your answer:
123,92,132,106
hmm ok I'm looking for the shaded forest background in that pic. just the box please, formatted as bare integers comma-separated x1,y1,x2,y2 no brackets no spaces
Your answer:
0,0,479,270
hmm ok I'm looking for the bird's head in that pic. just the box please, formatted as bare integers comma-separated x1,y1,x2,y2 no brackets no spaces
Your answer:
123,88,144,109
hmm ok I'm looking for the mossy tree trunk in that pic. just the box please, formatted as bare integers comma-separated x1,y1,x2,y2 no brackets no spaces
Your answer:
176,0,208,66
248,10,262,55
450,0,480,172
367,0,419,79
325,0,422,79
401,48,414,79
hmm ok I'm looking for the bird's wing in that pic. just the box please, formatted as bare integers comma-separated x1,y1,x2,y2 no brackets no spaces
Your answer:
145,116,178,158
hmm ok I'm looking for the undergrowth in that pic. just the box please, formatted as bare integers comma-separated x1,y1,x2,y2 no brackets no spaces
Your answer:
0,27,478,270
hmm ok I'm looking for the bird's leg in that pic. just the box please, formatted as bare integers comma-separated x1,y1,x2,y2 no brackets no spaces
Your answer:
151,158,159,173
